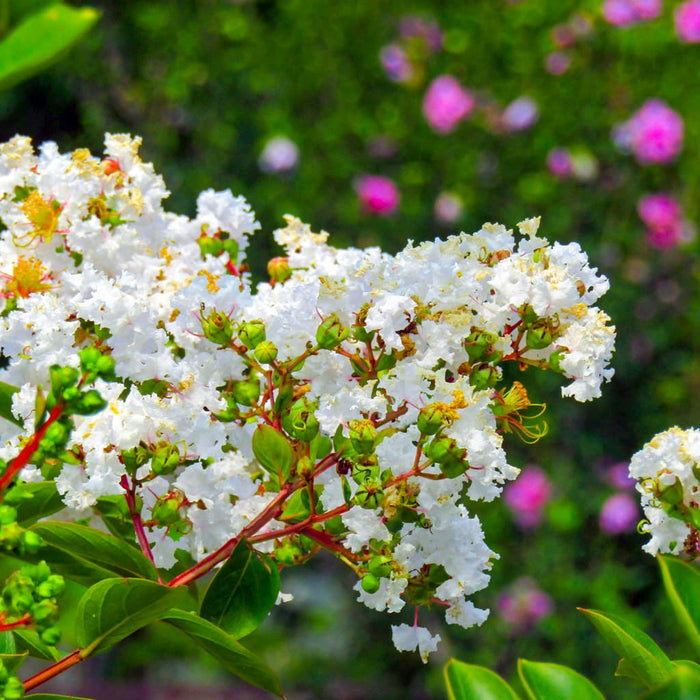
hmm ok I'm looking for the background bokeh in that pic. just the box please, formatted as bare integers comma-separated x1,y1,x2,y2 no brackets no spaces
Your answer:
2,0,699,697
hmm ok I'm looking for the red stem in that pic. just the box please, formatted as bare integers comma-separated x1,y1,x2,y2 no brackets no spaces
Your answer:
0,404,64,496
0,614,32,631
22,650,83,692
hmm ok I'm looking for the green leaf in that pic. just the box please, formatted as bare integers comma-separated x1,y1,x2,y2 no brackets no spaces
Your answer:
579,607,673,688
517,660,604,700
640,661,700,699
30,521,158,583
93,495,136,541
200,538,280,639
75,577,186,656
162,609,284,697
0,651,27,674
0,4,100,92
657,555,700,658
5,482,64,526
0,380,22,427
0,630,15,654
13,629,61,661
252,424,294,482
444,659,521,699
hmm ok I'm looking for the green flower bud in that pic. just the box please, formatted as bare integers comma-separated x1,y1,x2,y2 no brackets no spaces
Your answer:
354,479,384,509
0,506,17,525
463,329,499,362
3,675,24,699
31,598,58,625
39,625,61,646
12,591,34,614
49,365,79,394
152,493,184,526
469,363,500,390
61,385,81,403
267,257,292,284
201,309,234,346
526,321,553,350
254,340,278,364
237,320,266,350
368,554,393,578
348,419,378,455
20,530,43,555
72,389,107,415
282,398,319,442
197,233,224,258
35,574,64,599
316,314,349,349
417,404,448,435
360,573,381,594
231,379,261,407
151,443,182,476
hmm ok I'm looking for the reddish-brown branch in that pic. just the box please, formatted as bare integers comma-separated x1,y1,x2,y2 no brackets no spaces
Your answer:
0,403,64,496
22,649,83,692
0,613,32,631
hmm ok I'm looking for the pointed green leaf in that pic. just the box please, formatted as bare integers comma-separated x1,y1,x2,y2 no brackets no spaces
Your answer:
252,424,293,482
579,608,673,688
4,482,64,526
13,629,61,661
76,577,186,656
0,4,100,92
444,659,520,699
0,380,22,427
30,521,158,582
640,661,700,699
657,555,700,657
517,660,604,700
0,630,15,654
200,539,280,639
0,651,27,674
162,609,283,697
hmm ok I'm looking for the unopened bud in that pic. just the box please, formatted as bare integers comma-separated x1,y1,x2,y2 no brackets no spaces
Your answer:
417,404,447,435
316,314,349,349
201,310,234,346
231,379,261,407
197,233,224,258
254,340,278,364
237,320,266,350
267,257,292,284
348,419,378,455
360,573,381,594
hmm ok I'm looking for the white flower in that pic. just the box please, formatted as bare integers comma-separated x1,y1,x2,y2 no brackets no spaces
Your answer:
391,624,441,663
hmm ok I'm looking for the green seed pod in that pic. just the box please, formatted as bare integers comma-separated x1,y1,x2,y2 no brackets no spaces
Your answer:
360,573,381,594
237,319,266,349
267,257,292,284
348,419,378,455
316,314,350,349
526,321,554,350
254,340,278,364
417,404,447,435
201,310,234,346
282,398,319,442
231,379,261,407
469,363,500,390
354,479,385,509
151,443,182,476
152,494,183,526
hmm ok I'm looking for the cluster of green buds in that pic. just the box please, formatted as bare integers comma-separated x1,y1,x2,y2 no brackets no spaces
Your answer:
0,506,42,556
273,535,311,567
415,402,470,477
121,440,191,478
462,328,503,390
196,225,240,264
0,658,24,699
1,561,64,646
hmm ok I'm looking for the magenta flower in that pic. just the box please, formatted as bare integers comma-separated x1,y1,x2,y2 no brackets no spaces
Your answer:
637,193,684,249
422,75,475,134
503,466,552,528
625,99,684,165
434,192,463,224
501,96,539,132
606,462,636,490
547,148,573,178
602,0,661,26
545,51,572,75
675,0,700,42
599,492,639,535
355,175,399,216
380,44,414,83
497,577,554,633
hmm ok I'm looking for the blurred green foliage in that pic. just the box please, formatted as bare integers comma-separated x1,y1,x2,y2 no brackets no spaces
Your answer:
1,1,698,698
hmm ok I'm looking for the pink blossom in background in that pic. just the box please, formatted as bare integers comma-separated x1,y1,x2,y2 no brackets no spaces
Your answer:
606,462,636,490
602,0,662,26
422,75,475,134
380,44,414,83
625,99,684,165
547,148,573,178
675,0,700,42
497,578,554,633
545,51,572,75
503,466,552,528
501,96,539,132
637,193,684,249
599,492,639,534
355,175,400,216
399,15,443,52
434,192,464,224
258,136,299,173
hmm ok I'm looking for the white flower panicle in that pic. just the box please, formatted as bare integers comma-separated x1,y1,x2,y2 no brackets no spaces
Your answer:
0,135,616,661
629,427,700,557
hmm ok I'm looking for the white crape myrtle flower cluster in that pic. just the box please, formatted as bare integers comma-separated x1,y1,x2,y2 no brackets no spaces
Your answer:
0,134,615,661
629,427,700,557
